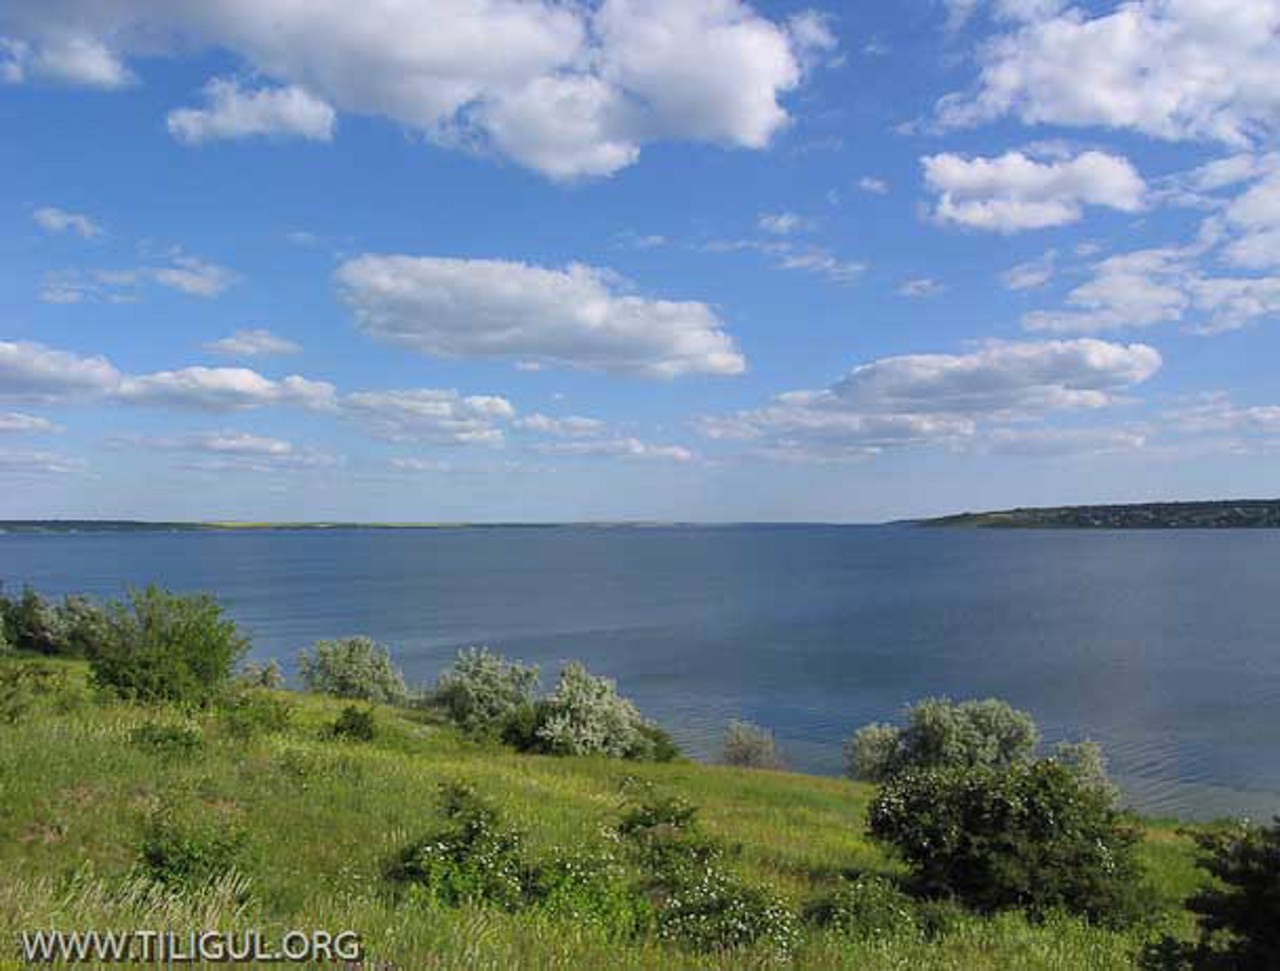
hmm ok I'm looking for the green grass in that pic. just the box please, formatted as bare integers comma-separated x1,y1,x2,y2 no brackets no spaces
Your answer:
0,657,1205,969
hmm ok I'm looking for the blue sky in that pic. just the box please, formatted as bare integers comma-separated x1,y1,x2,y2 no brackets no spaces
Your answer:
2,0,1279,522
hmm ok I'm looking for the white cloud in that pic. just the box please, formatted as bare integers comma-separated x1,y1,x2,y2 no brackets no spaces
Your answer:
117,368,336,412
923,150,1146,232
0,341,122,403
758,211,808,235
1167,392,1280,437
982,426,1146,456
116,430,337,471
0,449,84,475
898,277,946,298
335,254,745,378
534,437,695,462
0,0,833,179
857,176,889,195
938,0,1280,145
697,338,1161,460
33,206,102,239
705,238,865,284
152,254,236,297
0,411,62,434
204,329,301,357
1001,250,1057,290
514,413,607,437
168,77,336,144
342,389,515,445
1,35,132,88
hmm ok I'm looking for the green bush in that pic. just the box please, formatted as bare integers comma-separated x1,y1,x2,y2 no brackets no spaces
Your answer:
805,874,919,942
87,586,249,706
129,720,204,757
0,660,76,723
386,782,527,909
526,849,650,937
1052,739,1115,793
721,719,784,769
298,636,406,705
868,759,1149,927
616,788,798,954
631,721,680,763
219,688,294,739
534,662,649,758
1145,818,1280,970
330,705,376,742
0,588,110,657
845,697,1039,782
433,647,539,737
138,805,247,889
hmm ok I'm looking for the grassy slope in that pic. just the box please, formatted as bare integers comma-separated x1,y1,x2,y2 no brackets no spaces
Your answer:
0,658,1204,970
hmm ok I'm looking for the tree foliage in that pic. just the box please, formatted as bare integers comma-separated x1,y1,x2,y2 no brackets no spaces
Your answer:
721,719,785,770
298,636,407,705
868,759,1149,927
87,586,248,705
433,646,539,737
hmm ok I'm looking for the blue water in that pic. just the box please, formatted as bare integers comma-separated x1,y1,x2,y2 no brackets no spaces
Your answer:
3,525,1278,821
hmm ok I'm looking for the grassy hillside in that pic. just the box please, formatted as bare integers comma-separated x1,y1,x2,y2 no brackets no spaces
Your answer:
0,656,1208,970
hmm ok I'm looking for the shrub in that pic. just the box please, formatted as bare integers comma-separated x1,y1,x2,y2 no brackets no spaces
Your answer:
386,782,527,909
526,849,650,937
868,760,1149,927
1052,739,1114,794
845,697,1039,782
87,586,249,706
1171,818,1280,970
236,659,284,689
433,647,539,737
138,806,247,889
330,705,376,742
535,662,648,758
0,616,10,656
0,660,75,723
631,722,680,763
298,637,406,705
805,874,919,942
721,719,784,769
130,721,204,757
219,688,294,739
616,788,798,954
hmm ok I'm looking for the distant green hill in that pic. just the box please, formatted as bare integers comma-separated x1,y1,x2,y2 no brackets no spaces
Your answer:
920,499,1280,529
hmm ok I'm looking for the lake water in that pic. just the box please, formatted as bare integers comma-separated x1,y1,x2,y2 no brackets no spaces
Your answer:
3,525,1278,821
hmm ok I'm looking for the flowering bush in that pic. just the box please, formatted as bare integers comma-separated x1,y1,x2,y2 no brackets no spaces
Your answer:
433,647,539,737
298,636,406,705
535,662,647,758
721,719,785,769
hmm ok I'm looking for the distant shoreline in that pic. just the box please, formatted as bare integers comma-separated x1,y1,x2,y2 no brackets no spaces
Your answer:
916,499,1280,529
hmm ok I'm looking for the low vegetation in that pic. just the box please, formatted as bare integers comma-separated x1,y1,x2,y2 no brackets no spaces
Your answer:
0,582,1269,969
722,719,786,770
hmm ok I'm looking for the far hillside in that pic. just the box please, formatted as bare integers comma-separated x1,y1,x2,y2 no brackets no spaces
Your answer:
919,499,1280,529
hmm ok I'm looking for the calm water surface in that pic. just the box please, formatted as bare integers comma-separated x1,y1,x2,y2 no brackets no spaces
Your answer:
3,525,1278,820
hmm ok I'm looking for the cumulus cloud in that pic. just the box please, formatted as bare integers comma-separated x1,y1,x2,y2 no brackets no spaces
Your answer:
1167,392,1280,437
116,430,337,471
335,254,745,378
534,436,695,462
0,341,122,403
1,35,132,87
117,368,336,412
168,77,336,144
0,0,833,178
923,150,1146,232
937,0,1280,145
1,341,343,414
33,206,102,239
697,338,1161,460
0,411,62,434
342,389,516,445
151,254,236,297
203,329,302,357
514,413,607,437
